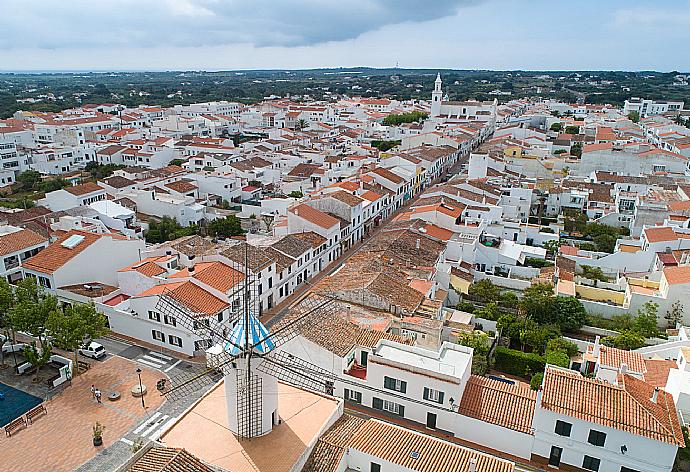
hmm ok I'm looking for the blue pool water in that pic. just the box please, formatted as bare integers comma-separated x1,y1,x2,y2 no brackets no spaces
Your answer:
0,382,43,427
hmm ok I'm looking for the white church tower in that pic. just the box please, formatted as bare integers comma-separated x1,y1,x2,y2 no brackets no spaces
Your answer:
431,73,443,118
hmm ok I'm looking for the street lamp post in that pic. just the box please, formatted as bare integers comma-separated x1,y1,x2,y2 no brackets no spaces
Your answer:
136,368,146,409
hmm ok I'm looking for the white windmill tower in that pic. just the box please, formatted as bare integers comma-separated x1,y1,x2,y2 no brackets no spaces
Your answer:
155,244,340,439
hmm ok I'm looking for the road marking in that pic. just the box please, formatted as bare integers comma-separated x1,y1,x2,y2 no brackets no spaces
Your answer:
142,355,166,364
148,351,173,361
163,359,182,373
137,358,161,368
141,414,169,438
133,411,161,434
149,415,178,440
120,438,134,446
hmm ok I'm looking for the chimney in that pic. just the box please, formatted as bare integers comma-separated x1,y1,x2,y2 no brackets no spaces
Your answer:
189,265,195,274
416,239,420,250
593,335,601,357
469,458,477,472
620,362,628,375
651,387,660,404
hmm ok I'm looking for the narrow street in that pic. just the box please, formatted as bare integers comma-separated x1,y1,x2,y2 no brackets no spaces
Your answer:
263,144,478,327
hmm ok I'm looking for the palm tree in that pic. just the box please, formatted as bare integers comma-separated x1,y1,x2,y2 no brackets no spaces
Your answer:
294,119,309,131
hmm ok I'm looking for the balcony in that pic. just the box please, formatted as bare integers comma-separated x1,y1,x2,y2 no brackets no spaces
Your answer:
344,362,367,380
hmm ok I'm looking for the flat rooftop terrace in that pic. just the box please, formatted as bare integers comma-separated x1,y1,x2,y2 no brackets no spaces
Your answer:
160,380,341,472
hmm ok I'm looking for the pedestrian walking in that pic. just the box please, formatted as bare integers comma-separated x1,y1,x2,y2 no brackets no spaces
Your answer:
95,388,102,404
91,384,96,399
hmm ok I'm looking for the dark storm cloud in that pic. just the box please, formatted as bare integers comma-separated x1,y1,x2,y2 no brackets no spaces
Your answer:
0,0,480,50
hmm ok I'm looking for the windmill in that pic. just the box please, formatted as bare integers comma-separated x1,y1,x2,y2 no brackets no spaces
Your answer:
154,244,342,439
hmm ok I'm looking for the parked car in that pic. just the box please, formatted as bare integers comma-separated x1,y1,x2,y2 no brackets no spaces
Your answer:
78,341,106,359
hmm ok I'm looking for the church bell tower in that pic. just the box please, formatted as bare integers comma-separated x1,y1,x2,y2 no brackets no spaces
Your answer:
431,73,442,117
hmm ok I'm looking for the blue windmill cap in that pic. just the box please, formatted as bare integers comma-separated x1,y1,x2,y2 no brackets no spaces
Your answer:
225,313,275,355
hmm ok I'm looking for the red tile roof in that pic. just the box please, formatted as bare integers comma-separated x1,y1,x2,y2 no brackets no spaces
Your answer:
290,204,340,230
645,226,678,243
459,375,536,435
541,367,684,446
22,230,101,274
0,228,48,256
169,261,244,293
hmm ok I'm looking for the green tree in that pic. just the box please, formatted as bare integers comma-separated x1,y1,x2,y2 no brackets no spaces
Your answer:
370,140,401,152
545,349,571,368
546,337,579,358
593,233,617,253
47,302,108,376
17,170,42,190
633,301,660,338
457,331,490,357
519,283,556,324
530,372,544,390
542,239,561,257
570,142,583,158
627,111,640,123
382,111,428,126
168,158,186,167
565,125,580,134
39,178,69,193
294,119,309,131
8,278,58,381
288,191,303,198
553,296,587,332
581,265,608,282
208,215,244,239
145,217,196,243
602,330,646,350
521,324,561,354
550,122,562,132
468,279,501,304
0,278,16,368
23,341,52,382
665,300,684,329
474,301,501,321
499,291,519,308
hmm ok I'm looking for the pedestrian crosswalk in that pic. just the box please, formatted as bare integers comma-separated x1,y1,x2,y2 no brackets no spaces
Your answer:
129,411,177,441
136,351,173,370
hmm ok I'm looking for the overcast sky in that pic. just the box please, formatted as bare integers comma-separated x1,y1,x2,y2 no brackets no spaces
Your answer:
1,0,689,71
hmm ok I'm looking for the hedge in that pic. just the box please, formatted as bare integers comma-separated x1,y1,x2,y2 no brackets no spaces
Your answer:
494,346,546,378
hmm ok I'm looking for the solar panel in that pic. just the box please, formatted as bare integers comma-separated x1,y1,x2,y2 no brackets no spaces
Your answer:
61,234,85,249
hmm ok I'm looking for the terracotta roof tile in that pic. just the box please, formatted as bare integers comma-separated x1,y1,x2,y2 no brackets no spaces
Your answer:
347,420,515,472
290,204,340,230
64,182,104,196
459,375,536,434
169,261,245,293
541,367,684,446
22,230,101,274
129,446,214,472
663,265,690,285
0,228,48,256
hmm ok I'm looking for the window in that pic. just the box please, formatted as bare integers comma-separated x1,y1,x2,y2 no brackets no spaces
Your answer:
217,312,224,322
582,455,600,471
152,330,165,342
588,430,606,447
164,315,177,327
554,420,572,437
345,388,362,403
548,446,562,467
148,311,161,322
370,463,381,472
383,376,407,393
169,335,183,347
621,468,641,472
423,387,444,404
372,397,405,416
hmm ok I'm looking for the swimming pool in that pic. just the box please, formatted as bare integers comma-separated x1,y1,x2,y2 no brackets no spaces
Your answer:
0,382,43,427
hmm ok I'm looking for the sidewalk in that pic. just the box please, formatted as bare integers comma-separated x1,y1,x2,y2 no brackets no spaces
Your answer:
0,356,167,472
